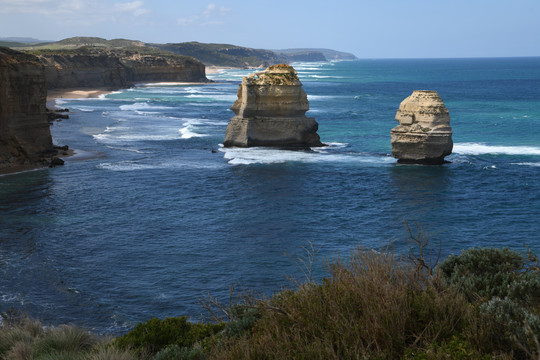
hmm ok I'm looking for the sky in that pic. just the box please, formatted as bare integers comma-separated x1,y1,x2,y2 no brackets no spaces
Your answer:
0,0,539,58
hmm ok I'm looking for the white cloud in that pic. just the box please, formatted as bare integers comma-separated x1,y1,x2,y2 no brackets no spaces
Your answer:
0,0,150,23
177,3,230,27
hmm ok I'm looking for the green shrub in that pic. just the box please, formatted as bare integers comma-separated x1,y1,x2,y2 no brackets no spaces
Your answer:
438,247,540,359
152,344,204,360
222,305,261,338
438,247,528,301
480,297,540,357
115,316,224,355
404,334,491,360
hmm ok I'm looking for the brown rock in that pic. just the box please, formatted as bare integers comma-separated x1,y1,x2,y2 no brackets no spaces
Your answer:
390,90,453,164
36,48,208,90
0,47,56,171
224,64,323,149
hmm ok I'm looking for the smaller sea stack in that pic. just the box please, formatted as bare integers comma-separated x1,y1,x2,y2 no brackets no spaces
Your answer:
224,64,323,149
390,90,453,164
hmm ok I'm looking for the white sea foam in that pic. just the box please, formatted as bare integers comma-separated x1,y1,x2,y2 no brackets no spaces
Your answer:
105,146,149,154
97,160,221,171
71,106,94,112
179,118,228,126
98,90,123,99
220,146,393,166
179,125,208,139
97,162,159,171
307,75,344,79
307,95,339,101
1,293,23,304
453,143,540,156
119,102,174,111
93,133,179,143
511,162,540,167
312,142,348,153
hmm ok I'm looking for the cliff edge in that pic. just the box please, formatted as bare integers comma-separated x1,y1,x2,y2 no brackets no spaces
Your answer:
0,47,58,172
31,47,208,90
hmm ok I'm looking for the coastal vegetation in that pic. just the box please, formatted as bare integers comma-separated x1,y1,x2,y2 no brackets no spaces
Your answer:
2,241,538,359
2,36,356,68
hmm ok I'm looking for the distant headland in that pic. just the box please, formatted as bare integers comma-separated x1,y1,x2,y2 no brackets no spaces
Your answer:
2,36,358,68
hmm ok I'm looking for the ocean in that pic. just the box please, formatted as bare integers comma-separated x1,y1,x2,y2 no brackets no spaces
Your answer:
1,58,539,334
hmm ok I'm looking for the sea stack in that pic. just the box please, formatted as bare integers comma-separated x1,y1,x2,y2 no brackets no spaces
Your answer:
224,64,323,149
0,47,58,172
390,90,453,164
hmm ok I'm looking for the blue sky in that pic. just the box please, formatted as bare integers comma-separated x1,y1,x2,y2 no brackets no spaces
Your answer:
0,0,539,58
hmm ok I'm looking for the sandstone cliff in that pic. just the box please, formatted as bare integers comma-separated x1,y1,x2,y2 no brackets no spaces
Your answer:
224,64,323,148
32,47,207,90
390,90,453,164
0,47,57,171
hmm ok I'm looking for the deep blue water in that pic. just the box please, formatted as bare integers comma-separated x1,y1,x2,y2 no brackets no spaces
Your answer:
1,58,539,334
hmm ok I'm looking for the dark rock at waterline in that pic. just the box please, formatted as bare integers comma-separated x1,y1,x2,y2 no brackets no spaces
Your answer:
47,108,70,122
49,157,65,167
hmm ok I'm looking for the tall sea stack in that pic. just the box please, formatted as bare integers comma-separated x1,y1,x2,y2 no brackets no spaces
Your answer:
224,64,323,149
0,47,57,172
390,90,453,164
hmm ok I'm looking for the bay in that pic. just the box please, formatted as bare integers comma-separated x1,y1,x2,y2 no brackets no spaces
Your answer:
1,58,539,334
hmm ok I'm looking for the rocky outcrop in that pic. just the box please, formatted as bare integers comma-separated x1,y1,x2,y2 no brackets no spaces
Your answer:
224,64,323,149
34,48,207,89
120,51,207,83
390,90,453,164
0,47,58,171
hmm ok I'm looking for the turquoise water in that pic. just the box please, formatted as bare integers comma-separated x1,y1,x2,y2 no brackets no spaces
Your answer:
1,58,539,334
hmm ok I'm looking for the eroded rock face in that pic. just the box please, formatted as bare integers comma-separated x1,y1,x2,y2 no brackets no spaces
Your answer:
0,47,56,171
36,49,207,90
224,64,323,148
390,90,453,164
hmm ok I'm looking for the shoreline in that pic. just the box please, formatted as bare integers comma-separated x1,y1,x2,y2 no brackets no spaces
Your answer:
0,164,46,176
46,88,115,101
45,79,217,105
206,65,253,74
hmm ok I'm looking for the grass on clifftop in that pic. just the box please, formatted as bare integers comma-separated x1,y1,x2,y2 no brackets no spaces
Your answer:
2,235,539,359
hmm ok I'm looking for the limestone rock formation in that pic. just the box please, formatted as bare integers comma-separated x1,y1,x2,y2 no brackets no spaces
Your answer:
224,64,323,148
390,90,453,164
34,48,207,90
0,47,58,172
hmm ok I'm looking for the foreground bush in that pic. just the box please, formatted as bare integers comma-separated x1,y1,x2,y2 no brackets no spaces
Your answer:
203,246,539,359
2,244,538,359
0,315,136,360
204,250,470,359
439,247,540,358
114,315,224,357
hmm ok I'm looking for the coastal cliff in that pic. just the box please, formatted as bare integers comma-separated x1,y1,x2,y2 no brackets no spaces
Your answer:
32,47,207,90
0,47,57,171
224,64,323,148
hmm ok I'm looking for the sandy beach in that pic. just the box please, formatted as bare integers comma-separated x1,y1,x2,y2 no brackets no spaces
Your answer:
206,65,246,74
46,88,114,104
